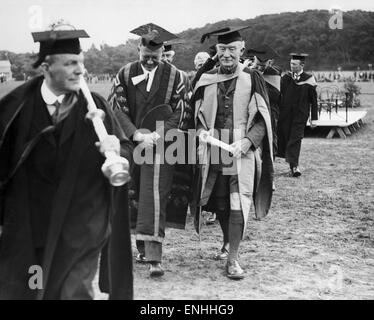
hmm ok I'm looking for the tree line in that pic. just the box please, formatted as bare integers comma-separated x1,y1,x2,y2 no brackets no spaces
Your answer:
1,9,373,80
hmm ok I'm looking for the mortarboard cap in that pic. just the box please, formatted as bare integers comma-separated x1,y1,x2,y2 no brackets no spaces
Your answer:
246,48,266,58
164,44,172,52
247,44,280,61
200,26,249,44
263,65,282,76
31,24,89,68
130,23,178,51
290,52,308,62
163,39,184,52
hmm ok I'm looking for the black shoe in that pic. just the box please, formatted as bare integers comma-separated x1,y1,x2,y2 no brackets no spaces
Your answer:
291,166,301,177
226,260,245,280
213,245,229,260
206,212,216,225
136,253,148,263
149,263,164,277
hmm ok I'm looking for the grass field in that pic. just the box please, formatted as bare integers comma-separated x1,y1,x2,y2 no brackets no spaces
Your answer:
1,80,373,300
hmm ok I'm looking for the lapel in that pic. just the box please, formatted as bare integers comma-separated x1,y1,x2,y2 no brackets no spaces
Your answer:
32,87,56,147
299,71,306,81
134,63,148,99
217,81,226,95
58,93,81,146
147,62,164,103
295,72,317,86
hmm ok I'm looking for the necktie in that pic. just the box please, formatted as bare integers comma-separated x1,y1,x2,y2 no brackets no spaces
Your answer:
145,73,151,92
51,100,61,124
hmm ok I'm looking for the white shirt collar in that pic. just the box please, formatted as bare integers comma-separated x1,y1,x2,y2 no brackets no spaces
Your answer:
41,80,65,105
140,65,158,92
140,64,158,75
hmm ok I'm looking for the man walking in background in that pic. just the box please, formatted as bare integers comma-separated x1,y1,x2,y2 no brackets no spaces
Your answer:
277,53,318,177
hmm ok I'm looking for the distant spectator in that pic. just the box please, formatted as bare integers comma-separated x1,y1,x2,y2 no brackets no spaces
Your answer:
194,52,210,70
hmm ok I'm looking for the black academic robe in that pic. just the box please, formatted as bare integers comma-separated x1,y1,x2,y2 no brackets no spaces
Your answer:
277,71,318,166
263,65,282,157
0,76,133,299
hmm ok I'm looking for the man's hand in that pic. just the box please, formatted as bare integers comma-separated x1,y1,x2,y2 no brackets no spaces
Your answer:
310,120,317,129
95,135,120,156
136,132,160,150
230,138,252,158
198,129,213,144
133,130,144,142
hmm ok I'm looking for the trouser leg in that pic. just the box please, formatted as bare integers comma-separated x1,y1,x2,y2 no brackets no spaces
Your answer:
208,171,230,249
136,240,145,256
217,213,229,247
227,175,244,262
228,210,244,261
144,241,162,263
286,122,305,167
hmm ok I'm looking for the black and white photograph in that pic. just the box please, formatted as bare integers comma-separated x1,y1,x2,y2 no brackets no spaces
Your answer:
0,0,373,304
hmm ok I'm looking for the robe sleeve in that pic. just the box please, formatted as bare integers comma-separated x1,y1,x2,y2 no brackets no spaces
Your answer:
155,70,188,135
308,84,318,121
246,69,270,150
191,86,206,135
246,115,266,149
0,108,13,226
0,136,11,226
108,67,138,139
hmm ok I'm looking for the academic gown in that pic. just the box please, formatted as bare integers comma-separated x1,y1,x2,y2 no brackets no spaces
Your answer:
263,65,281,157
191,65,274,236
0,76,133,299
109,61,193,243
277,71,318,166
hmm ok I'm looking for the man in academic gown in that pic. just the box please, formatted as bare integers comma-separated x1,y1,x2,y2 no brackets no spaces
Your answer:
277,53,318,177
245,45,282,158
192,26,274,279
0,26,133,299
109,23,192,277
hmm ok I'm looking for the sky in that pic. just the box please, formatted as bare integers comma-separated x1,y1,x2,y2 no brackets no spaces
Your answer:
0,0,373,53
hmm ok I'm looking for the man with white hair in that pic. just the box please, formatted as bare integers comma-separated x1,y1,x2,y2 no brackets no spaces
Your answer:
194,52,210,70
192,26,273,279
191,49,218,90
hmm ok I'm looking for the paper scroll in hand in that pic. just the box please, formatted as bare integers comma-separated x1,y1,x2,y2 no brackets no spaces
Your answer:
80,77,130,186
